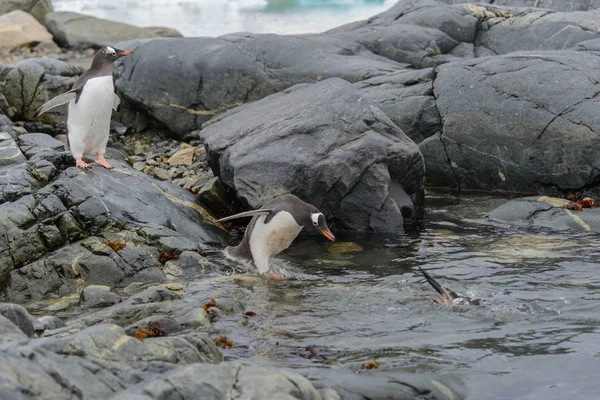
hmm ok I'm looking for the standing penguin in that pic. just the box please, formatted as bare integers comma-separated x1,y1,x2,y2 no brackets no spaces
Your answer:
33,46,132,169
217,194,335,276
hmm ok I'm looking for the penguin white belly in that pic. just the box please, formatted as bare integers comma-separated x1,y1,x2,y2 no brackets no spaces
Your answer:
249,212,303,274
67,76,114,158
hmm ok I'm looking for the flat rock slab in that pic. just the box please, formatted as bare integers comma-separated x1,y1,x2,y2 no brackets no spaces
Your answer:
200,78,425,232
488,196,600,232
44,11,182,49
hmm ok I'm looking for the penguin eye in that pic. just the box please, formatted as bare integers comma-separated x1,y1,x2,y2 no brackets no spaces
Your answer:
312,220,318,226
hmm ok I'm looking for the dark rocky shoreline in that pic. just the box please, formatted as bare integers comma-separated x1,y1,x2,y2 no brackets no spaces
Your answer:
2,0,600,398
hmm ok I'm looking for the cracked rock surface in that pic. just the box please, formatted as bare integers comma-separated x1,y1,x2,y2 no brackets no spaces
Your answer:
0,127,226,303
423,50,600,195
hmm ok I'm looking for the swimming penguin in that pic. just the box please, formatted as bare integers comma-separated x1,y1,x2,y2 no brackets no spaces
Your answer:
418,267,481,306
33,46,132,169
216,194,335,277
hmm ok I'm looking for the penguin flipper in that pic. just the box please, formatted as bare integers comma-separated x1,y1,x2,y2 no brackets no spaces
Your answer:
417,267,458,300
216,209,274,223
113,93,120,112
33,91,76,118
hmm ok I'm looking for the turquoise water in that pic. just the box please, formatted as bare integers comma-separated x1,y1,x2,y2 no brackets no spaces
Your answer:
52,0,395,37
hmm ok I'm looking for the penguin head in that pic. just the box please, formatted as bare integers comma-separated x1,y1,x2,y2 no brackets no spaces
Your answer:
96,46,133,63
301,209,335,241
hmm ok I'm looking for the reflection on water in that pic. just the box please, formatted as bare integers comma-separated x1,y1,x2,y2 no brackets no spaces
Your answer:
185,194,600,399
52,0,396,37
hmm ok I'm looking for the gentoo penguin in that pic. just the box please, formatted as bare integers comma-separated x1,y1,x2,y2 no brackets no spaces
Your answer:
217,194,335,276
418,267,481,306
33,46,132,169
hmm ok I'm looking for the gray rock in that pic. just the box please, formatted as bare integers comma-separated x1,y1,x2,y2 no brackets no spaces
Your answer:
422,50,600,194
477,8,600,55
0,315,28,344
33,315,65,333
0,303,35,337
1,132,226,303
0,132,36,203
437,0,599,12
200,78,424,232
125,286,182,306
0,0,53,23
124,315,182,336
488,197,600,232
114,35,406,138
44,11,182,50
80,286,120,308
0,58,83,123
353,68,441,144
112,362,465,400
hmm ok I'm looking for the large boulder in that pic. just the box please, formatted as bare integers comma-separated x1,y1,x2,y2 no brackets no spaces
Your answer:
199,78,424,232
0,132,226,303
114,1,600,142
0,57,83,123
420,50,600,195
114,35,406,139
44,11,182,50
0,0,53,23
0,10,53,49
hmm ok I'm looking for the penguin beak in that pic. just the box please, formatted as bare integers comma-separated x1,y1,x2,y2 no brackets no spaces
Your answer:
118,50,132,57
317,227,335,241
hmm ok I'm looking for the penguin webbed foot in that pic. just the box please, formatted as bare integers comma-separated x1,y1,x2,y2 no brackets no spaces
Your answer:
75,159,91,169
95,154,113,169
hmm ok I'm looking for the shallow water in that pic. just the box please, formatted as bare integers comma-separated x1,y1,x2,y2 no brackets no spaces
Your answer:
187,194,600,399
53,0,396,37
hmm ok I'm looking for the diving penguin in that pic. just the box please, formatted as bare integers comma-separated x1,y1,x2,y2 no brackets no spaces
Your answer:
216,194,336,276
33,46,132,169
418,267,481,306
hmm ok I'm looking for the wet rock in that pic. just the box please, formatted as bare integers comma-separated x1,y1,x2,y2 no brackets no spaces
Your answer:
196,177,237,217
80,285,120,308
124,315,182,336
0,57,83,123
0,315,28,344
33,315,65,333
126,286,182,305
200,78,424,232
0,0,53,23
114,35,405,138
422,50,600,194
488,196,600,232
163,250,219,279
0,10,53,49
0,303,35,337
176,307,211,329
44,11,182,50
1,132,226,303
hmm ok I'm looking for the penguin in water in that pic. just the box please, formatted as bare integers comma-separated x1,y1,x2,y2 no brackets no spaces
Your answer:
216,194,335,278
33,46,132,169
418,267,481,306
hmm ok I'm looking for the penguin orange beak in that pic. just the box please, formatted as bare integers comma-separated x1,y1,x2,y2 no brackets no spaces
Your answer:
317,228,335,241
118,50,132,57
